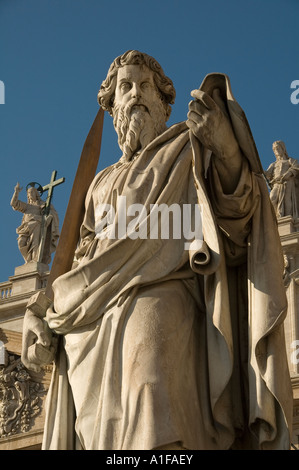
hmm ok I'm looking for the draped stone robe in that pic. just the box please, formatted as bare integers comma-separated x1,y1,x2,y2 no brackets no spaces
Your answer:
12,199,59,264
42,74,293,450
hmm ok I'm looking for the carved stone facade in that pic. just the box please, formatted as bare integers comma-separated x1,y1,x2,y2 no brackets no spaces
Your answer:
277,216,299,449
0,264,52,450
0,351,45,438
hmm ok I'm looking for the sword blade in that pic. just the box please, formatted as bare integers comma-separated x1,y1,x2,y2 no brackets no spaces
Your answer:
45,108,104,299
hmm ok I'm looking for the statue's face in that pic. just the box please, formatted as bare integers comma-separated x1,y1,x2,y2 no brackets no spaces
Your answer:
114,64,159,113
112,64,168,161
273,143,285,160
27,187,38,203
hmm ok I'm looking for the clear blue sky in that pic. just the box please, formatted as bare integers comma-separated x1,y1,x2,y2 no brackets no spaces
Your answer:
0,0,298,282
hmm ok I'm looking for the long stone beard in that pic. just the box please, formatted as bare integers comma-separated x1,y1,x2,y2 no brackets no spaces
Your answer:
113,98,167,161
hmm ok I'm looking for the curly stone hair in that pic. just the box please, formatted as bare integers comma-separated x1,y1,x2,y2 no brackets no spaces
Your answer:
97,50,176,120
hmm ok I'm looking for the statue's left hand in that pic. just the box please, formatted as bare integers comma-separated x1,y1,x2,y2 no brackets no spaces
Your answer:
21,292,58,372
45,214,53,227
187,88,239,160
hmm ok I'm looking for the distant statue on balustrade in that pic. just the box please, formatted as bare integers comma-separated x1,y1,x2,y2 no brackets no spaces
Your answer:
10,182,59,265
265,140,299,219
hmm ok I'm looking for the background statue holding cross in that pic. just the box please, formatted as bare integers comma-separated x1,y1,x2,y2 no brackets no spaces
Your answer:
10,171,64,266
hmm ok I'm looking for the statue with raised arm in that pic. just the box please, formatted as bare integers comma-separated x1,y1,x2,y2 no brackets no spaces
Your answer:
21,51,292,450
10,181,59,265
265,140,299,219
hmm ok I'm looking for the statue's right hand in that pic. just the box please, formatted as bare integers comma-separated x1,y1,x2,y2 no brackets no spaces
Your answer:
21,292,58,372
14,182,23,192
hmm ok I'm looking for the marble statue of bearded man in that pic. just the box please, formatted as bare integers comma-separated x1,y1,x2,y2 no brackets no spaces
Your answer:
22,50,293,450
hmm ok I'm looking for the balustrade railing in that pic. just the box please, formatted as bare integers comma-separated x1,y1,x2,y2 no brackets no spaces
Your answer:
0,282,12,300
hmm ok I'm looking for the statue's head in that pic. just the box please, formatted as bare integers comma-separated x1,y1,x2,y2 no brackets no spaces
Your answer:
273,140,288,160
98,51,176,161
98,50,175,119
26,186,41,204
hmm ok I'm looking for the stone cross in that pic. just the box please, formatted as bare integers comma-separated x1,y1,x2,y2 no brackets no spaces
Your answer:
37,170,65,263
42,170,65,216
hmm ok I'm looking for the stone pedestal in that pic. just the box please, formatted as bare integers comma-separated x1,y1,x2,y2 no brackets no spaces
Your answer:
11,262,49,296
0,262,49,333
278,216,299,237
